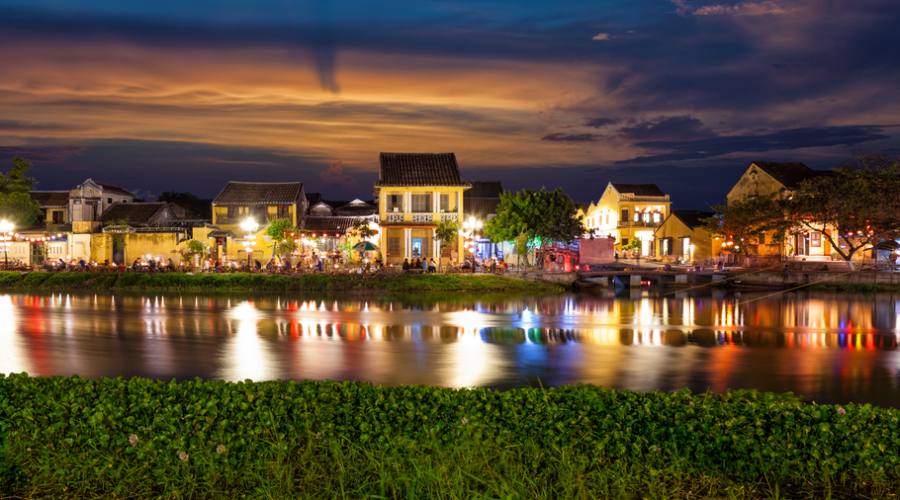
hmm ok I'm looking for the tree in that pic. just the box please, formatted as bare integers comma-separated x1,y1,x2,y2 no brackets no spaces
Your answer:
0,158,40,229
705,195,788,255
348,219,375,240
484,189,583,267
265,219,295,260
180,239,209,269
784,159,900,264
434,219,459,271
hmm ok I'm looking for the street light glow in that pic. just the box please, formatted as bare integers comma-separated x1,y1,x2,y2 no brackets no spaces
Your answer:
0,219,14,233
240,217,260,234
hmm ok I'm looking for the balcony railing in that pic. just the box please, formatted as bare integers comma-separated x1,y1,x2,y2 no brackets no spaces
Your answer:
618,220,662,228
440,213,459,222
385,213,404,223
411,213,433,223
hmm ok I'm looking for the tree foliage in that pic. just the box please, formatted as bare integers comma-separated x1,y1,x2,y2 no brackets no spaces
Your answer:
484,189,584,246
348,219,375,240
0,157,40,228
265,219,296,259
785,158,900,262
706,195,789,255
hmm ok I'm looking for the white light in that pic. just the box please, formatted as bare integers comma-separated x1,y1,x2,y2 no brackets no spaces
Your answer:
240,217,260,234
0,219,14,233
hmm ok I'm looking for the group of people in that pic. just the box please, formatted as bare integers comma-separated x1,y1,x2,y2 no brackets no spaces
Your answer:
461,257,508,273
401,257,437,273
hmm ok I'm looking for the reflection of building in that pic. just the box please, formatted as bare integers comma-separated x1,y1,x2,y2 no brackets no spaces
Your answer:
726,161,832,259
376,153,469,265
581,183,670,256
210,182,308,262
464,181,505,260
655,210,718,264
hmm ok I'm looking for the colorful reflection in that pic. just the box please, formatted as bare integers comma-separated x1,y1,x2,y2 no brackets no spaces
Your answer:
0,292,898,405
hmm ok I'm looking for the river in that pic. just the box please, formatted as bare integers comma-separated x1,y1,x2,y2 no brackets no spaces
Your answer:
1,291,898,406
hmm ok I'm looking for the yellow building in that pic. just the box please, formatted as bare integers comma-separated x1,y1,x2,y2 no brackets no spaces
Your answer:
210,182,307,263
654,210,720,264
581,183,670,257
726,161,832,259
94,202,195,265
375,153,469,266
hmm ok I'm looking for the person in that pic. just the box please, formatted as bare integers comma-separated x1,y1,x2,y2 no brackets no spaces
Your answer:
78,258,87,271
402,258,410,272
167,258,176,272
489,258,497,273
317,258,325,272
461,259,471,271
265,259,274,272
428,258,436,273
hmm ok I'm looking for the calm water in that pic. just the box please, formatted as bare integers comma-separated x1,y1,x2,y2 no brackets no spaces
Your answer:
1,291,899,406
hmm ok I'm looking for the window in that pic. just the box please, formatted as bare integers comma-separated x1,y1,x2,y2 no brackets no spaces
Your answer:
439,193,450,212
387,194,404,212
633,212,640,222
411,193,432,212
652,212,661,223
810,232,821,247
621,237,629,246
621,209,628,222
388,237,401,255
682,237,691,256
52,211,64,224
276,205,291,219
661,238,673,256
642,212,650,223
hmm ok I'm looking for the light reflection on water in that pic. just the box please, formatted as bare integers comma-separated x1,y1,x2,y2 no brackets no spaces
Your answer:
2,292,899,406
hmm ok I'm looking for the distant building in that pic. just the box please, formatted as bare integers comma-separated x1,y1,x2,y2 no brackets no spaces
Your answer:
300,198,378,253
654,210,718,264
210,181,308,263
726,161,831,259
464,181,504,260
581,183,671,257
30,190,70,229
375,153,469,265
68,179,135,234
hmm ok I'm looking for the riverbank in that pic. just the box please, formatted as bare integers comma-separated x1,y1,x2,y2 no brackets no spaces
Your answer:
0,271,565,295
0,376,896,498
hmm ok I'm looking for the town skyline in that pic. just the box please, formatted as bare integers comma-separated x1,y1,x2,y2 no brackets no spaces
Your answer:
2,0,900,207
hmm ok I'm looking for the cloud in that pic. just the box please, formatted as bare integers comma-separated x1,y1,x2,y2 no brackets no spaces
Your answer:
591,32,610,41
693,1,795,16
541,133,597,142
619,125,889,163
0,145,83,163
584,117,619,128
0,120,72,132
619,115,713,141
319,160,357,190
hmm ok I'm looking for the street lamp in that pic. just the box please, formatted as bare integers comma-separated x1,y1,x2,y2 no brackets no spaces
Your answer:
0,219,14,269
239,217,259,269
460,216,483,261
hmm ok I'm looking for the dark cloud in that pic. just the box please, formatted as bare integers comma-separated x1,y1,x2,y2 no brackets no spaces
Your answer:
619,115,713,141
541,133,597,142
619,125,889,164
0,120,73,132
583,117,619,128
0,145,83,163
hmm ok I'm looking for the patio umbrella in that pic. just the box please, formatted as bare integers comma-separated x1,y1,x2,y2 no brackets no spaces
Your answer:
354,241,378,252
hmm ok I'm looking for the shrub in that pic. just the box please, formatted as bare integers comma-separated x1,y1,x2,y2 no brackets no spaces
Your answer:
0,375,897,498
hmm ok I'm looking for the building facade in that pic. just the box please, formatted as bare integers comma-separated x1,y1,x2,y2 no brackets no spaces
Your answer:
581,183,671,257
375,153,468,265
726,161,832,259
654,210,719,264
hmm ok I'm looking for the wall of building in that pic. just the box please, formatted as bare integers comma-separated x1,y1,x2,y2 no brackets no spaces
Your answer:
655,217,718,263
377,186,466,265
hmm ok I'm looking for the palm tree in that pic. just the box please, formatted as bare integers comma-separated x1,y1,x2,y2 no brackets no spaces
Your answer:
434,219,459,272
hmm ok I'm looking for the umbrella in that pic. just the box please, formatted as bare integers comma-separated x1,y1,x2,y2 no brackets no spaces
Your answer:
354,241,378,252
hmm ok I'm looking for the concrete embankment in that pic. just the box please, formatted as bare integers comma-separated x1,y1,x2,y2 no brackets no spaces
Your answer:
729,270,900,291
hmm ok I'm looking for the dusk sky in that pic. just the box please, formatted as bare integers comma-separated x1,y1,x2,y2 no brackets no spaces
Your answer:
1,0,898,207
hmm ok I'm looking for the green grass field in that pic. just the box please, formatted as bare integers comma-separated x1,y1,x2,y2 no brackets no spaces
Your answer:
1,375,897,498
0,271,564,295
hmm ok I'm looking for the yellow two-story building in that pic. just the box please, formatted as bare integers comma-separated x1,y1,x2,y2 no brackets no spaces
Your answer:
210,181,307,263
581,183,670,257
375,153,469,266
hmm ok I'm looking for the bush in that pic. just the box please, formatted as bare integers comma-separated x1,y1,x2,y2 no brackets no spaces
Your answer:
0,375,897,498
0,271,562,294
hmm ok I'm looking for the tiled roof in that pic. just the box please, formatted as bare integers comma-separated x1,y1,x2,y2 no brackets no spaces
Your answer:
100,202,168,225
611,183,667,197
671,210,715,230
750,161,824,189
98,183,135,197
213,181,303,205
334,199,377,216
30,190,70,207
377,153,468,186
301,216,367,234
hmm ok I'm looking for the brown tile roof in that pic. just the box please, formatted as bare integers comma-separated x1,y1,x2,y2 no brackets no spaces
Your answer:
100,202,168,225
97,183,135,197
671,210,715,230
334,199,377,216
301,216,367,234
750,161,826,189
213,181,303,206
377,153,468,186
30,190,70,207
611,183,667,197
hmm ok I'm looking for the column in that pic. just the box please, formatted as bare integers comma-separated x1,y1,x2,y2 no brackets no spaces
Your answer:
404,228,412,259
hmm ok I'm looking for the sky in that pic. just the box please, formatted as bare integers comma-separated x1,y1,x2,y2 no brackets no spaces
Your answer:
1,0,898,207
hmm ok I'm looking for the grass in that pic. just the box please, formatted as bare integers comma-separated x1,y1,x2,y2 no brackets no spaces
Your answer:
0,271,565,295
1,375,898,498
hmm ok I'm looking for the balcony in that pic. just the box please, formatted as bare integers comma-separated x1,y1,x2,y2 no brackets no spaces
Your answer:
411,213,433,223
385,213,404,223
618,220,661,228
440,213,459,222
